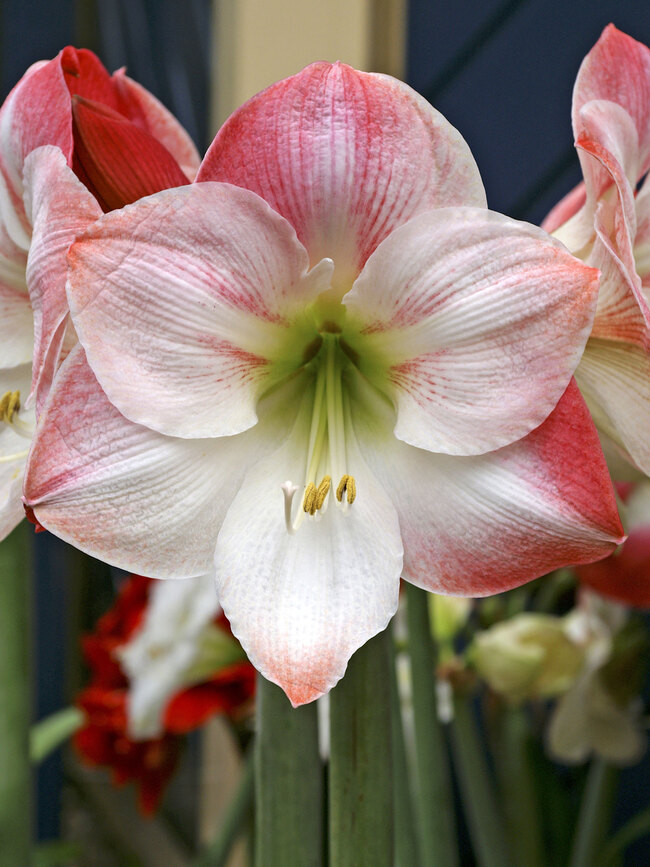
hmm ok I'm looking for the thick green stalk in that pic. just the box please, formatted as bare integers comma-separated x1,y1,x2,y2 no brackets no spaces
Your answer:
255,675,323,867
195,748,254,867
388,628,421,867
568,759,618,867
450,695,512,867
406,584,458,867
329,629,394,867
496,705,544,867
0,523,32,867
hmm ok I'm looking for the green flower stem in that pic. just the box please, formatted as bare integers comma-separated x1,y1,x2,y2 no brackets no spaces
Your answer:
406,584,458,867
0,523,32,867
195,747,254,867
569,759,618,867
255,675,323,867
450,694,512,867
497,705,544,867
388,626,421,867
329,628,394,867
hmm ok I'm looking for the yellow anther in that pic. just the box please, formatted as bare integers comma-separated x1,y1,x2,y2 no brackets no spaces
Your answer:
336,474,357,504
312,475,332,513
0,390,20,425
303,483,317,513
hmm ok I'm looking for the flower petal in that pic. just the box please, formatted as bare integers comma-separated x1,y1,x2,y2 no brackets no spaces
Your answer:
25,346,305,576
349,372,623,596
67,182,333,438
215,388,403,706
23,146,101,406
198,62,485,284
344,208,600,455
573,25,650,196
576,338,650,475
0,364,33,540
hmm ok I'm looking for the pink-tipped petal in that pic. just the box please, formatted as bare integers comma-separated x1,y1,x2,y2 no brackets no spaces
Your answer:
576,338,650,476
215,392,403,706
23,146,101,406
114,73,200,180
199,62,485,284
24,347,305,576
573,25,650,190
349,372,623,596
67,182,332,439
345,208,600,455
541,181,587,236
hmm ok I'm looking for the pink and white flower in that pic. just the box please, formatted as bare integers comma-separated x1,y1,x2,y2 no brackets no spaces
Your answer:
0,46,199,538
25,63,623,704
543,25,650,474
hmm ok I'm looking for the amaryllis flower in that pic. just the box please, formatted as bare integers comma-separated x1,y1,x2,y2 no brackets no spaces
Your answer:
0,46,199,538
75,574,255,815
543,25,650,474
26,63,623,704
575,481,650,607
119,572,251,738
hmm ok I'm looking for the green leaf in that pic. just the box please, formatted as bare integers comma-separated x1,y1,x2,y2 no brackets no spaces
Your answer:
34,840,80,867
30,707,85,765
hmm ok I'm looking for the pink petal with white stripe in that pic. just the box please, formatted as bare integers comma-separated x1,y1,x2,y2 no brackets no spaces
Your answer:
198,62,485,286
215,390,403,706
67,183,333,439
24,346,305,576
349,372,623,596
23,146,101,406
573,24,650,198
344,208,599,455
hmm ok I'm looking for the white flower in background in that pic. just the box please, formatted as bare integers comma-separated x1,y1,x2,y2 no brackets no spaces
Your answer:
119,573,246,739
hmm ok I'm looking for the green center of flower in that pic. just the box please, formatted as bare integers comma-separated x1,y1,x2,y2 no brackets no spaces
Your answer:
282,333,357,534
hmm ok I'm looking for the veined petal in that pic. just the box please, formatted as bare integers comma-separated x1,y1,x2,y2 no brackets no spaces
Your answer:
23,146,101,405
215,388,403,706
24,346,306,576
349,372,623,596
198,62,485,285
576,338,650,475
345,208,599,455
541,181,588,237
67,183,333,439
573,25,650,194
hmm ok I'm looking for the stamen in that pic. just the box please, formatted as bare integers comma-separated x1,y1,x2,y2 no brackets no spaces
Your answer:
303,482,317,514
0,449,29,464
312,475,332,513
0,390,20,425
336,474,356,504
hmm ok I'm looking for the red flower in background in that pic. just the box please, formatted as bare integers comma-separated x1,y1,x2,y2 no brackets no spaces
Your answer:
74,575,255,815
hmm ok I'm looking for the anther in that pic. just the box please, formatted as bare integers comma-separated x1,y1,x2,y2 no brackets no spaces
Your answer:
0,390,20,425
312,476,332,513
303,483,317,514
336,474,356,504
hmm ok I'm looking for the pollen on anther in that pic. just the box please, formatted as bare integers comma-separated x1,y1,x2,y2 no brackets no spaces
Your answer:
303,483,317,513
0,390,20,425
313,475,332,512
336,474,356,504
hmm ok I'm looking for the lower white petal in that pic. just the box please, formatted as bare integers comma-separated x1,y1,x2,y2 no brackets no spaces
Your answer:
215,391,403,706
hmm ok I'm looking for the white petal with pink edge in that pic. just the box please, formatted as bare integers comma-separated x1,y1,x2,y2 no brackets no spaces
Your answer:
344,208,600,456
214,388,403,706
23,146,101,406
348,371,623,597
576,338,650,476
67,182,333,439
198,62,486,287
25,346,307,577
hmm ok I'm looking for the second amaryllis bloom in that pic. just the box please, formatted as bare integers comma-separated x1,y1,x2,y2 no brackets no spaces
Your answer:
0,45,199,538
25,63,623,704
